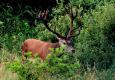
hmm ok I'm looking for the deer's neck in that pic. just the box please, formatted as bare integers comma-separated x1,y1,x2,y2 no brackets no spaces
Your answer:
51,42,60,48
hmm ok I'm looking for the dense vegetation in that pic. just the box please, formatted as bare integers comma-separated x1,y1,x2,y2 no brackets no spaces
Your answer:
0,0,115,80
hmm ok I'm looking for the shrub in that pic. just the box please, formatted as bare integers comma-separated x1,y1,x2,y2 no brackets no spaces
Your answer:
7,47,80,80
76,3,115,69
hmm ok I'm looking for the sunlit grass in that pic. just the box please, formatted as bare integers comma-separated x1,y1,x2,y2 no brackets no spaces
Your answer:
0,48,18,80
0,62,18,80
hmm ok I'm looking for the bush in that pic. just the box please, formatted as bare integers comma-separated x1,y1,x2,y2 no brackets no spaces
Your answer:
76,3,115,69
7,47,80,80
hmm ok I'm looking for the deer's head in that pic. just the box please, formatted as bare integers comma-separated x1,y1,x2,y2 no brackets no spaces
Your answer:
37,7,82,53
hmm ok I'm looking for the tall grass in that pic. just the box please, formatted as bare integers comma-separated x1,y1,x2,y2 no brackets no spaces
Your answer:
0,63,18,80
0,48,18,80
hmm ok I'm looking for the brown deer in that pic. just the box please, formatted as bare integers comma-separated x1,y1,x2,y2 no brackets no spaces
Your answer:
21,7,82,63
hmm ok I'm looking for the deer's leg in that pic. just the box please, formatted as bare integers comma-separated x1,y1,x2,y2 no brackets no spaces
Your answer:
22,51,25,64
29,52,35,63
21,43,27,64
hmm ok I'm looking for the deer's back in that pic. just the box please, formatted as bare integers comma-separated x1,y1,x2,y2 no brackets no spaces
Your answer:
22,39,51,59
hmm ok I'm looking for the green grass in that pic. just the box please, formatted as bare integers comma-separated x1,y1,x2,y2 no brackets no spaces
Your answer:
0,48,114,80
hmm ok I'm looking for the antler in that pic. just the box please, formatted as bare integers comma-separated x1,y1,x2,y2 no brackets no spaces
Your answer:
37,6,82,39
67,6,82,39
67,5,74,38
37,10,66,39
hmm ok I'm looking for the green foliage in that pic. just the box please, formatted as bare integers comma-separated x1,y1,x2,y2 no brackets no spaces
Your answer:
0,0,115,79
7,47,80,80
76,3,115,69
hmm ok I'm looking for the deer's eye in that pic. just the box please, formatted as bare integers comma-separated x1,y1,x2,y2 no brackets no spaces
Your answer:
63,42,66,44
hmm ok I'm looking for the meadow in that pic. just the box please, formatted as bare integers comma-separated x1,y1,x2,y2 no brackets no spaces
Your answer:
0,0,115,80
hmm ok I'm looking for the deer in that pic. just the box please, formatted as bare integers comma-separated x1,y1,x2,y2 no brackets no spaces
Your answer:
21,6,82,64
